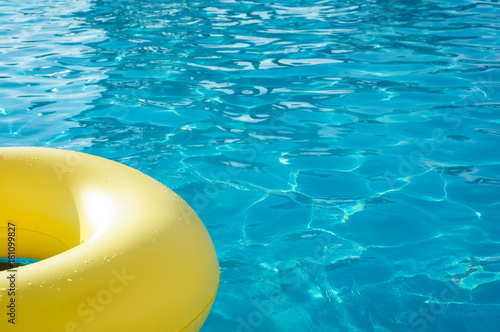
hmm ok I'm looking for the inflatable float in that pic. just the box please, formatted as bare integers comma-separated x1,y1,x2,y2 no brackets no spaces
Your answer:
0,147,219,331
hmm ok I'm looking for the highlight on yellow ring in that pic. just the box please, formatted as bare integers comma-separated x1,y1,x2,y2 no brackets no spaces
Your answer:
0,147,220,331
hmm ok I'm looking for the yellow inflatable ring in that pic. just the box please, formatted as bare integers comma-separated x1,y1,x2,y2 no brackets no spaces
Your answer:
0,147,219,332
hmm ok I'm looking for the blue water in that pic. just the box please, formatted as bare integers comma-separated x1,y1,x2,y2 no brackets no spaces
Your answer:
0,258,40,271
1,0,500,331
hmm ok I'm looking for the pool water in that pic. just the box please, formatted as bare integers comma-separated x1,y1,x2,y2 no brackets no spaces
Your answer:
0,258,40,272
1,0,500,331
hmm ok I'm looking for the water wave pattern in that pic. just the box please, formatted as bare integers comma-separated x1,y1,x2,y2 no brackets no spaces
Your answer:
1,0,500,331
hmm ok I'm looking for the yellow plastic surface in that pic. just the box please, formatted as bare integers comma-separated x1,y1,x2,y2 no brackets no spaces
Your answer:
0,147,219,332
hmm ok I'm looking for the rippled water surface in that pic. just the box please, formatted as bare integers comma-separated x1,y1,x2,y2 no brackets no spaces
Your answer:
1,0,500,331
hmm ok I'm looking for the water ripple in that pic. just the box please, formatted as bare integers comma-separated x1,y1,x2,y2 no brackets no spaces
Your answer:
1,0,500,331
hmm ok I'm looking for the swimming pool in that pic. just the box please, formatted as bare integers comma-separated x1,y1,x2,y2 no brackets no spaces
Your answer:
1,0,499,331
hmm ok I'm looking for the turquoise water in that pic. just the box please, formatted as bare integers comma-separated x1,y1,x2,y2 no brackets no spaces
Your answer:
0,258,40,271
1,0,500,331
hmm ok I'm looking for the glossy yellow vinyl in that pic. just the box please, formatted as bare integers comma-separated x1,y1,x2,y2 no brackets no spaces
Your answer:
0,147,219,332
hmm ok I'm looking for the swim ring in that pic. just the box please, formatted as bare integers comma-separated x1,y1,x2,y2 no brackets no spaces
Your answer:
0,147,219,332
